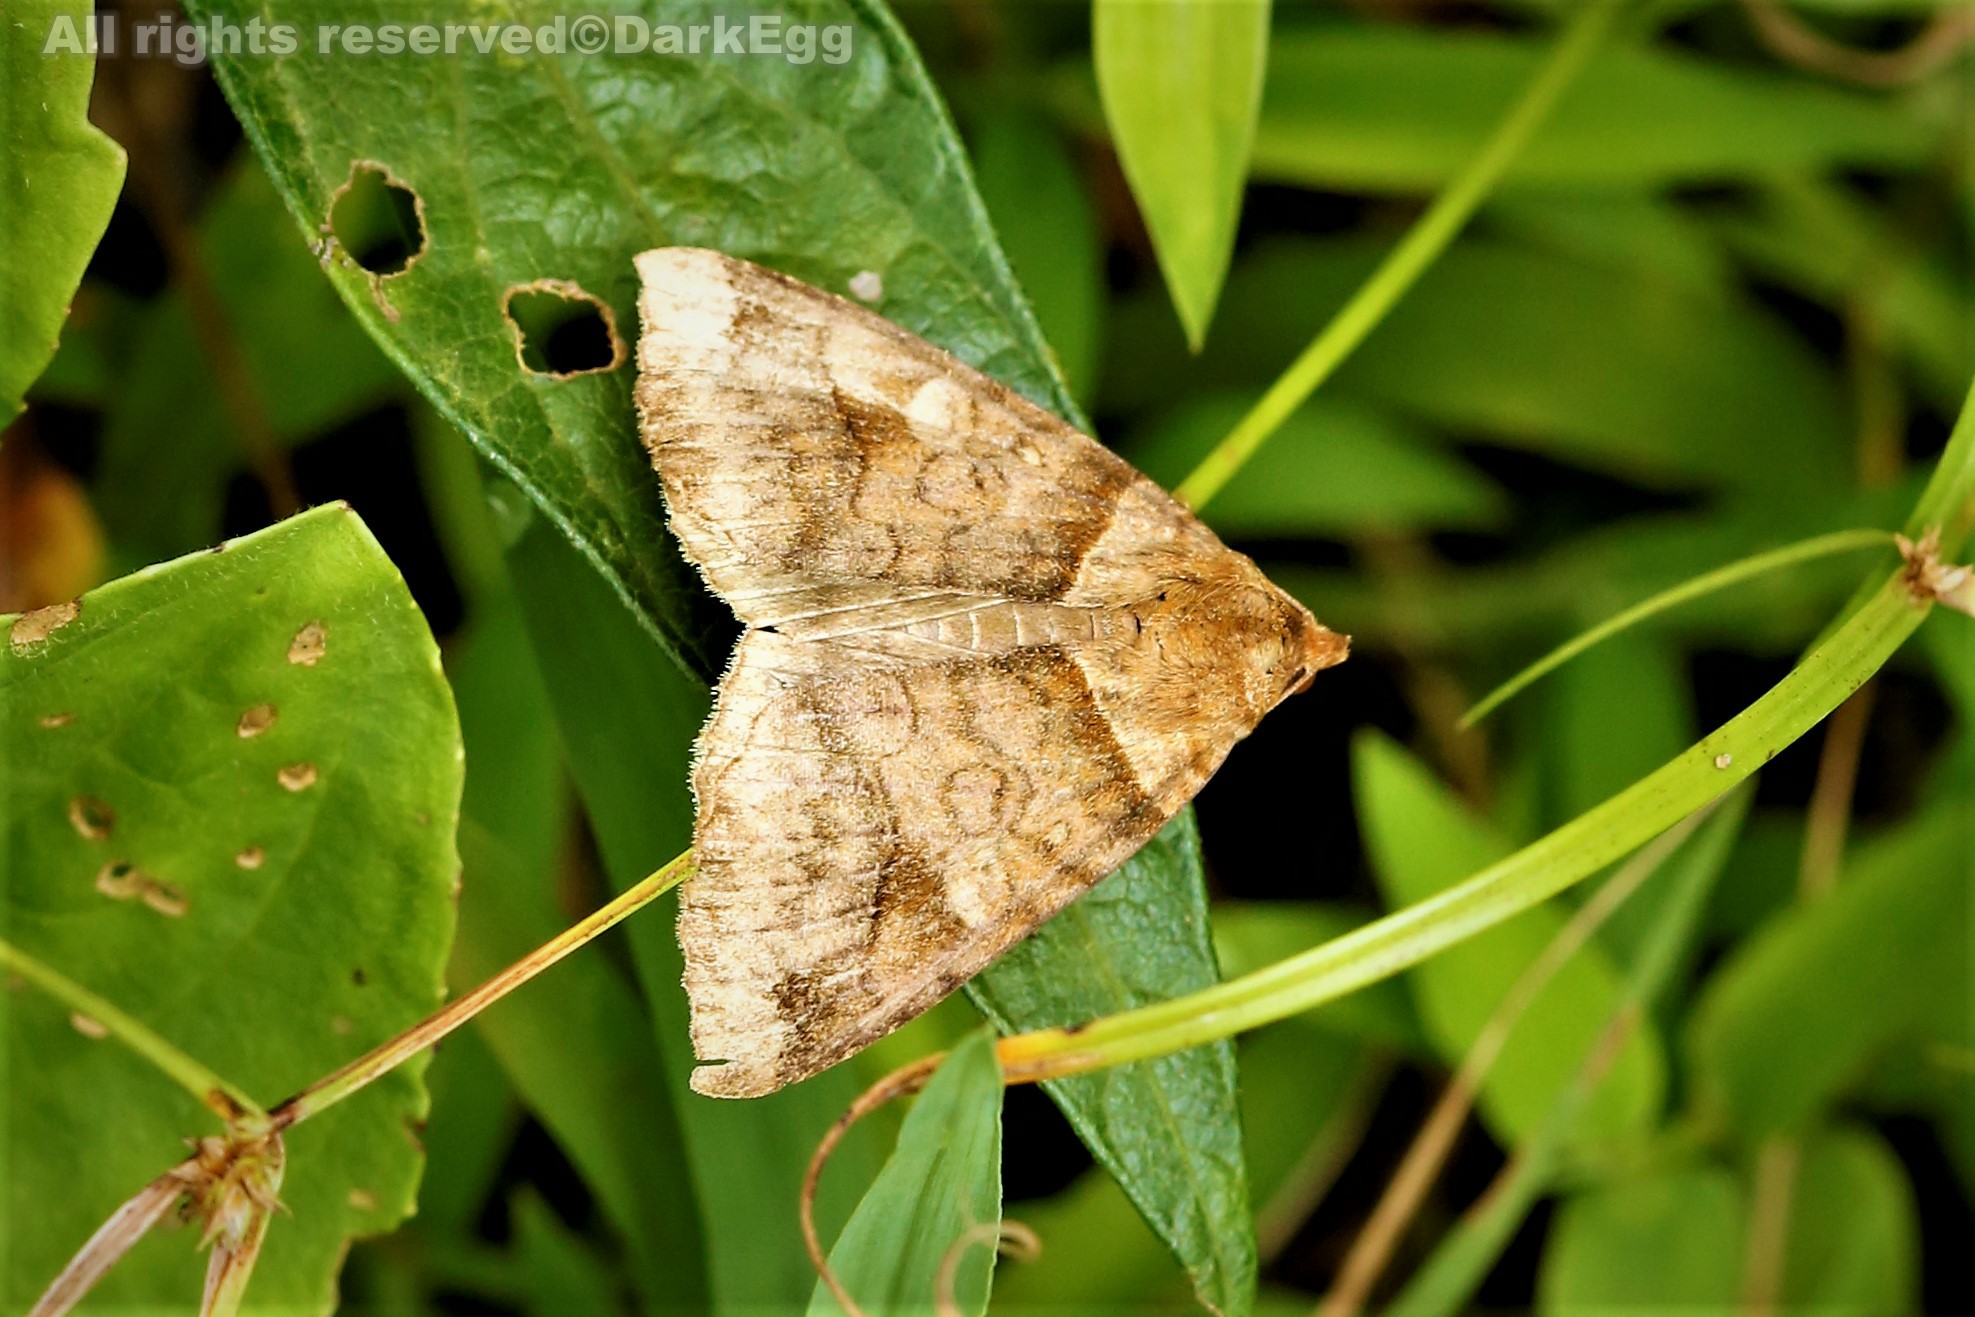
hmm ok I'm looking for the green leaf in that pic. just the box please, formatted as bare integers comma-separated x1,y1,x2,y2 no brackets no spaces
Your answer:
1245,24,1937,192
1687,800,1971,1139
1093,0,1270,348
197,0,1247,1296
1211,902,1424,1052
808,1027,1004,1317
1,504,460,1309
1538,1163,1744,1312
967,811,1257,1317
1389,787,1750,1317
1541,631,1691,827
1780,1125,1920,1312
511,1188,628,1317
92,162,403,563
446,599,706,1308
1352,730,1665,1147
191,0,1079,679
1706,177,1973,412
0,0,126,424
1486,190,1732,294
969,107,1104,406
1119,393,1507,539
1104,235,1851,493
1274,481,1915,661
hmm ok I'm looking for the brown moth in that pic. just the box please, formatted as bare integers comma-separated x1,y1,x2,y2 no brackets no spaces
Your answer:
634,248,1348,1098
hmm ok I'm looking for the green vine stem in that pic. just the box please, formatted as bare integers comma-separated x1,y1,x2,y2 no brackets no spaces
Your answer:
999,382,1975,1085
270,849,694,1128
1172,0,1629,511
1461,528,1898,727
0,939,266,1126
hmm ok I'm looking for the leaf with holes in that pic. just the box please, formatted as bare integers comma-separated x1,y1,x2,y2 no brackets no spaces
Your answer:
1,504,461,1309
1,0,127,425
190,0,1081,680
191,2,1251,1306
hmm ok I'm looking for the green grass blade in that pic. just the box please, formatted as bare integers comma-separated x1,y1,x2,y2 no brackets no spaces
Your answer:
1460,527,1896,727
809,1029,1005,1317
1173,0,1628,511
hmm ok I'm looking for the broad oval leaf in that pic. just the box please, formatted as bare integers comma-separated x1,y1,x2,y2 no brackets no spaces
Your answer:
1094,0,1270,349
2,504,461,1309
1778,1125,1921,1311
1686,800,1970,1139
1538,1162,1745,1311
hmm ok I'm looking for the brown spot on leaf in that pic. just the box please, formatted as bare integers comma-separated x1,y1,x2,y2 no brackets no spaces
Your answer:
347,1187,378,1212
39,712,74,729
288,621,328,666
237,703,278,738
140,882,188,918
502,279,625,377
68,796,113,840
70,1012,109,1040
95,861,144,900
278,763,318,792
331,1015,354,1036
10,600,80,654
235,846,266,870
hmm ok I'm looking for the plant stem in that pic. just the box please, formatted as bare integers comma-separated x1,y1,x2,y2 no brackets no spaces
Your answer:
996,572,1928,1085
1461,528,1897,727
0,938,265,1125
271,849,693,1128
999,379,1975,1085
1318,804,1712,1317
1172,0,1628,511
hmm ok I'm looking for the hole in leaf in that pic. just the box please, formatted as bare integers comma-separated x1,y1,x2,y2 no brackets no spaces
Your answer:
503,282,624,376
95,860,143,900
68,796,114,840
328,162,426,276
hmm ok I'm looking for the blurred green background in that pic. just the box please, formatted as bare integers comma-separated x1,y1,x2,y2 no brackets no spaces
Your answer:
4,0,1971,1313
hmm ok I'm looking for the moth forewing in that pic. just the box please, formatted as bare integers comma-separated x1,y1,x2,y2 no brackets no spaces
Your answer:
635,247,1345,1098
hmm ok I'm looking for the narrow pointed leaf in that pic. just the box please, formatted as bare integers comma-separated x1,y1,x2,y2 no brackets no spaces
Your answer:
808,1028,1004,1317
1,0,126,424
1095,0,1270,348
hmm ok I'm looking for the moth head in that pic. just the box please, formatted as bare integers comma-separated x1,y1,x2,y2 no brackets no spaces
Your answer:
1143,568,1348,720
1250,582,1348,711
